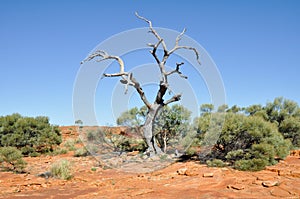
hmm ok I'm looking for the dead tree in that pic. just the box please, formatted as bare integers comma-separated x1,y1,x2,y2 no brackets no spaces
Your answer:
81,12,200,156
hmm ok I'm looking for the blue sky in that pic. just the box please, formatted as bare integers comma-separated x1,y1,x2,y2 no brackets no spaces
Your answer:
1,0,299,125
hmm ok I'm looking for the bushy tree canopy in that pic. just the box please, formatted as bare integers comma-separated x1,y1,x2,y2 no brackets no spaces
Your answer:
0,113,62,155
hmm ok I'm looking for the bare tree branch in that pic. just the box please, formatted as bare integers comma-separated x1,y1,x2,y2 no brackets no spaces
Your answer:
81,50,126,71
81,50,151,109
169,46,201,65
82,12,202,156
135,12,168,53
81,50,128,77
135,12,200,105
147,39,163,64
164,94,182,105
175,28,186,47
130,75,152,109
165,62,187,79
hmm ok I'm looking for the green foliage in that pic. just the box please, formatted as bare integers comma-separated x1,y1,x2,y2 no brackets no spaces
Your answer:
154,104,191,152
0,114,62,155
109,134,146,152
234,158,268,171
181,130,200,155
225,149,245,163
52,147,68,155
195,111,292,171
279,117,300,147
0,147,27,173
264,97,300,124
200,104,214,115
64,139,76,151
117,104,192,153
217,104,228,113
50,159,73,180
86,129,103,142
75,120,83,126
227,105,241,113
117,107,146,126
206,159,226,167
74,147,90,157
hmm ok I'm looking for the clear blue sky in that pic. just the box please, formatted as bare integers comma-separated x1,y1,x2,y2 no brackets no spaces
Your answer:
1,0,299,125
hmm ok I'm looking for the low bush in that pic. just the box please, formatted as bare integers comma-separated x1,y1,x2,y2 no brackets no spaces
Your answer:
206,159,226,167
74,147,90,157
0,147,27,173
195,112,292,171
64,139,76,151
50,159,73,180
234,158,268,171
52,147,68,155
0,114,62,155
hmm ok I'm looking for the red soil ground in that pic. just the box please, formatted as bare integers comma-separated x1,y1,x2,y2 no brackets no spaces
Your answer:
0,126,299,198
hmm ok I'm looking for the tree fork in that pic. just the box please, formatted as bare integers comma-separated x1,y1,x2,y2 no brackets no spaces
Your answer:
81,12,200,156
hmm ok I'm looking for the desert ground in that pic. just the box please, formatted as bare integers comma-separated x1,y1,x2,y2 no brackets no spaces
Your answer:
0,126,299,199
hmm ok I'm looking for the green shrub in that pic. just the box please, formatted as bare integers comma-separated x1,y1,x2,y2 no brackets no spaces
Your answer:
0,147,27,173
196,112,292,171
225,149,245,163
234,158,268,171
50,159,73,180
206,159,226,167
279,117,300,147
74,147,90,157
86,130,98,141
52,147,68,155
0,114,62,155
113,136,146,152
64,139,76,151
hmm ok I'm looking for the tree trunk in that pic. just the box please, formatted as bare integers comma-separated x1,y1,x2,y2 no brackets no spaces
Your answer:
163,131,167,153
83,13,200,157
142,104,163,156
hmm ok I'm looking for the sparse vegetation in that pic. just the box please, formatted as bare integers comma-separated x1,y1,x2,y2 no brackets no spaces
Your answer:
206,159,226,168
64,139,76,151
91,167,97,172
52,147,68,155
50,159,73,180
74,147,90,157
106,133,147,152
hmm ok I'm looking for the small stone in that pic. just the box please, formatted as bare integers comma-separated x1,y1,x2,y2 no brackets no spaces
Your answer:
41,183,47,188
291,171,300,178
177,168,187,175
270,189,292,197
203,173,214,177
262,181,279,187
278,170,291,177
37,171,52,179
227,184,245,190
185,169,198,176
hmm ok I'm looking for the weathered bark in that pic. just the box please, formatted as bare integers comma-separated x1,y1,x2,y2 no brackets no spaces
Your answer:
142,104,163,155
82,12,200,156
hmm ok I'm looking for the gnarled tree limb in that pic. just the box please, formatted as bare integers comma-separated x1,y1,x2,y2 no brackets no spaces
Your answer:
81,50,151,109
136,12,200,106
82,13,201,156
